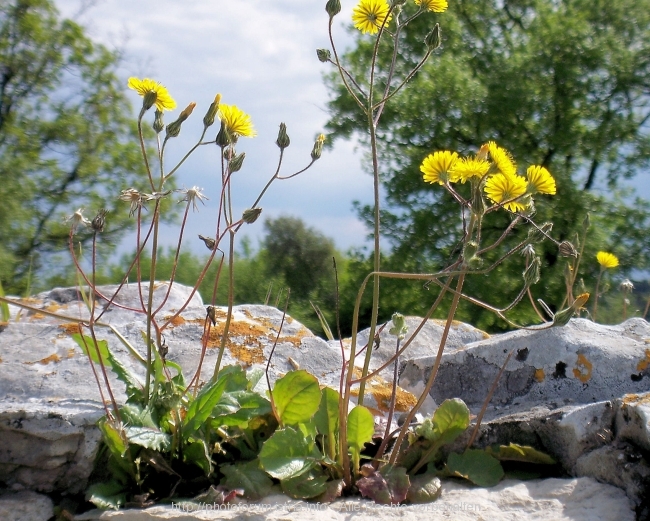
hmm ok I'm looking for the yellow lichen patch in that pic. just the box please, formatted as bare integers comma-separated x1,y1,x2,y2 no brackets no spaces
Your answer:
44,303,64,313
164,315,186,328
270,326,314,347
534,368,545,382
348,367,418,413
572,353,593,383
30,313,45,320
58,323,83,335
189,308,228,325
25,353,62,365
636,349,650,372
66,348,76,359
622,393,650,406
202,319,269,365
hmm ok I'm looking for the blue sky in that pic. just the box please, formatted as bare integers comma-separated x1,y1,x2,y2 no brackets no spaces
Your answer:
55,0,376,256
54,0,650,260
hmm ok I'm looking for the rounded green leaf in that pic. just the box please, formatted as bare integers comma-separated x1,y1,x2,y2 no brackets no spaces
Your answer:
259,426,315,480
272,370,321,426
314,386,340,436
433,398,470,445
347,405,375,452
447,449,504,487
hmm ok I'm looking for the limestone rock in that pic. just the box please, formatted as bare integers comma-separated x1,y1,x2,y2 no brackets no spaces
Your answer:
0,490,54,521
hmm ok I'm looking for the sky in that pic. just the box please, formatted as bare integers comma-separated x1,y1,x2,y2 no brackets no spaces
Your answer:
54,0,375,257
53,0,650,262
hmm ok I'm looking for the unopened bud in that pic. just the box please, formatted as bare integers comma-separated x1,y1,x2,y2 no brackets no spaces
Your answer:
206,305,217,326
229,152,246,173
153,110,164,134
317,49,331,63
424,23,441,51
325,0,341,18
165,102,196,138
470,185,486,217
91,209,108,233
242,207,262,224
552,293,589,327
311,134,326,160
276,123,290,149
558,240,578,258
203,94,221,128
178,102,196,122
477,143,489,161
523,256,541,288
389,313,408,340
199,235,217,251
527,222,553,243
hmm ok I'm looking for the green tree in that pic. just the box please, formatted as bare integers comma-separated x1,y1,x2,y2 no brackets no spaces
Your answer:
326,0,650,330
0,0,156,293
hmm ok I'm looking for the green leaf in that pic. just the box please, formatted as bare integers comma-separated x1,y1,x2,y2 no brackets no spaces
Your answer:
406,473,442,504
124,426,171,452
98,418,128,458
431,398,470,445
314,387,340,437
259,426,317,480
447,449,504,487
357,465,410,505
272,370,321,426
183,439,212,475
72,333,113,368
86,480,127,510
213,391,272,428
220,460,274,500
486,443,556,465
119,404,156,429
281,466,329,499
347,405,375,453
182,373,230,438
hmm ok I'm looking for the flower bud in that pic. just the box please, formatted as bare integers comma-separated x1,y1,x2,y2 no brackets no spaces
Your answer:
462,240,479,261
165,120,182,138
242,207,262,224
325,0,341,18
552,293,589,327
311,134,326,160
206,305,217,326
203,94,221,128
522,256,541,288
467,255,483,270
229,152,246,173
317,48,331,63
559,240,578,258
389,312,408,340
199,235,217,251
424,23,441,51
276,123,290,149
153,110,164,134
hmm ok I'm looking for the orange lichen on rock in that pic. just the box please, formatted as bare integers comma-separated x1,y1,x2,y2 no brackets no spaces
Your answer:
164,315,186,328
269,326,314,347
636,349,650,372
534,368,545,382
25,353,62,365
622,393,650,406
202,319,269,365
58,323,83,335
572,353,593,383
348,367,418,413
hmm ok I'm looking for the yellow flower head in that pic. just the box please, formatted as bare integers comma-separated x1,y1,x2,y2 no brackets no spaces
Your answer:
218,104,256,138
127,77,176,112
421,150,459,185
596,251,619,269
450,157,491,183
415,0,448,12
352,0,392,35
526,165,556,195
484,172,528,212
486,141,517,177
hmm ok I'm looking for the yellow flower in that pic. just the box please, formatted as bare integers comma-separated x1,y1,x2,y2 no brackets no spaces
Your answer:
596,251,619,269
218,103,256,138
486,141,517,177
127,77,176,112
421,150,459,185
450,157,490,183
415,0,448,12
484,173,527,212
526,165,556,195
352,0,392,35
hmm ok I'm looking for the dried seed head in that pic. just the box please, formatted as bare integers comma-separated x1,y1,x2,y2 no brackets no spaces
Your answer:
199,235,217,251
91,209,108,233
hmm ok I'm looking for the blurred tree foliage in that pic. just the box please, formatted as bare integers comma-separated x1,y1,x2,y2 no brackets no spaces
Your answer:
0,0,161,293
325,0,650,331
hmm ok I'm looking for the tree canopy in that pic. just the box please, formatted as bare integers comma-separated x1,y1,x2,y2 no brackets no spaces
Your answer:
325,0,650,329
0,0,154,293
